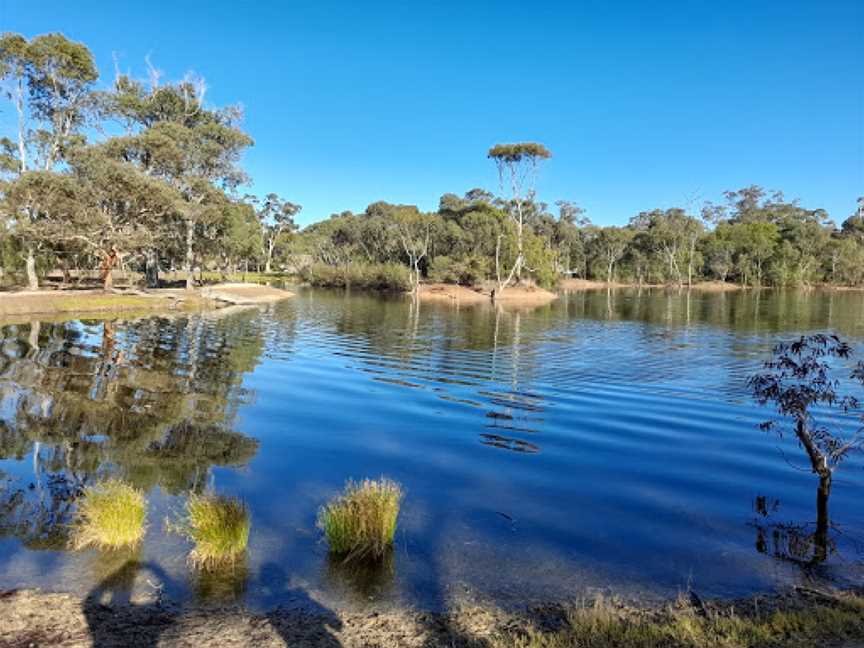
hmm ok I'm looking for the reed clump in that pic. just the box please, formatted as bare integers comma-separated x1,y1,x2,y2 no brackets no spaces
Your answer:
318,478,403,560
69,479,146,551
173,494,250,570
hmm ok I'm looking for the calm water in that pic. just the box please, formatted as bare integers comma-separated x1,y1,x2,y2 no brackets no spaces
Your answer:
1,287,863,611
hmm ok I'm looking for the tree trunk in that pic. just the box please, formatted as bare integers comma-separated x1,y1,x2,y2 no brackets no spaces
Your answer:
145,249,160,288
813,474,832,564
16,78,27,173
185,217,195,290
265,239,274,274
25,248,38,291
99,250,119,291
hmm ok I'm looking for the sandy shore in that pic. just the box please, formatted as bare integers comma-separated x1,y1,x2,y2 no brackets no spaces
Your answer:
0,284,294,319
2,586,862,647
417,283,558,307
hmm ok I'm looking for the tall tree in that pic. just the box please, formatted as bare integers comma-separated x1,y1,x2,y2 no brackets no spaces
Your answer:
253,193,301,273
487,142,551,292
104,75,253,289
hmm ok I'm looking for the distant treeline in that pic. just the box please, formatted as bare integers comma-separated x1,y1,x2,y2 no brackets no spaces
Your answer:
2,33,862,292
290,188,864,291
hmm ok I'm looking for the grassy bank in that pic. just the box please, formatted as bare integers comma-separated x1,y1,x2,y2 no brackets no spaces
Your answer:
2,588,862,647
0,289,208,318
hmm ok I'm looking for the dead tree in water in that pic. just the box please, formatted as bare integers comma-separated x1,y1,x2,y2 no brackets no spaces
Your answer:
748,334,864,564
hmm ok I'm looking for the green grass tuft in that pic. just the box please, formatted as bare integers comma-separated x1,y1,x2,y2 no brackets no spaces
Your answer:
173,494,251,570
70,479,146,551
318,477,403,561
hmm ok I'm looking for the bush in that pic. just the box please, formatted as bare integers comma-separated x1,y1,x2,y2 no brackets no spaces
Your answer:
172,494,250,570
318,478,403,561
70,479,147,551
428,255,490,285
302,263,411,291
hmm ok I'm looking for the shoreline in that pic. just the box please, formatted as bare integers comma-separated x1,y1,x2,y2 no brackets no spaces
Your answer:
0,283,294,319
559,278,744,292
2,586,862,647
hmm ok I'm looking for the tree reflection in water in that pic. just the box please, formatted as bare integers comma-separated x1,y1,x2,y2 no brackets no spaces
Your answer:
750,495,837,568
0,311,269,548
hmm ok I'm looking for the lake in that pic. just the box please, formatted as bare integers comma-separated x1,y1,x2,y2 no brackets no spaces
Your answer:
1,287,863,612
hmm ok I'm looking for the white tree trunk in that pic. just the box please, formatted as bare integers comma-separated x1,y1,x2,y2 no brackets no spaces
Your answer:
16,78,27,173
185,217,195,290
25,248,38,290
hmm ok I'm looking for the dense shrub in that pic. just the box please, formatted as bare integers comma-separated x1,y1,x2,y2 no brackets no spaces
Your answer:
428,255,490,285
302,263,411,291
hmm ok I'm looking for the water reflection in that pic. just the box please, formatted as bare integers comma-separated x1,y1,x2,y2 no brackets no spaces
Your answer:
193,557,249,604
0,311,268,547
0,288,863,610
323,551,396,603
751,494,836,568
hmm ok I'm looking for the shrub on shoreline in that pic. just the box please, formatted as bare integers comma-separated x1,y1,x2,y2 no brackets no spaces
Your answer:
172,494,250,570
301,263,411,291
318,478,403,561
70,479,146,551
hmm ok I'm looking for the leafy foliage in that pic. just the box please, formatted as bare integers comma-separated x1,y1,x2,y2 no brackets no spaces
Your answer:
748,334,864,473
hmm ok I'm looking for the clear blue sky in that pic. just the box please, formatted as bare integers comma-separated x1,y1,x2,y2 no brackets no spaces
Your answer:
2,0,862,226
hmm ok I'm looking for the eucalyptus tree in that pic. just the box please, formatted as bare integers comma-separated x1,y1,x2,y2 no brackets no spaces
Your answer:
105,74,253,288
0,33,31,173
253,193,301,273
389,207,433,293
0,32,98,289
840,198,864,244
25,34,98,170
3,148,182,290
590,226,634,284
487,142,551,292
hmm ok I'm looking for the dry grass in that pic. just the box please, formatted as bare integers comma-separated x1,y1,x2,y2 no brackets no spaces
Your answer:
69,479,146,551
173,494,250,570
318,477,403,561
503,593,864,648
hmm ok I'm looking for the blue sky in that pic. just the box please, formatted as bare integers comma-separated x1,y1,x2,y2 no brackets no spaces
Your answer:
2,0,862,227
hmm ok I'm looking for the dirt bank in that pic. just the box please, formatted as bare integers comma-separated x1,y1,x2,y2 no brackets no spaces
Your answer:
2,587,862,647
0,284,293,319
417,283,557,307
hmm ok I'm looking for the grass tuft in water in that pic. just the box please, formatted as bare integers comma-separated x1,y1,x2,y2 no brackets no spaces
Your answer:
318,477,403,561
173,494,251,570
70,479,146,551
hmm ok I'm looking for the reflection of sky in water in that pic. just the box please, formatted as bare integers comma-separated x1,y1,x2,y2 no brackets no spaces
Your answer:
0,287,863,612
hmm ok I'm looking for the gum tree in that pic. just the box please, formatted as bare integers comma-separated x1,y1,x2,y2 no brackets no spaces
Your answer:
487,142,551,293
105,74,253,289
748,334,864,563
253,193,301,273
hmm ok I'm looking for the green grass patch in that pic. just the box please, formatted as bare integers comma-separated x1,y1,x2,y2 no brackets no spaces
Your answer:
172,494,251,570
318,477,403,561
69,479,146,551
504,594,864,648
